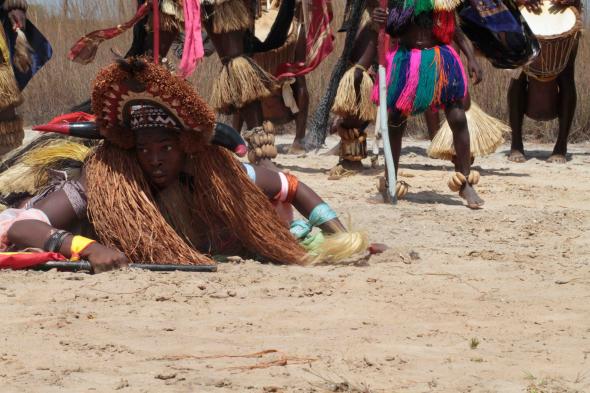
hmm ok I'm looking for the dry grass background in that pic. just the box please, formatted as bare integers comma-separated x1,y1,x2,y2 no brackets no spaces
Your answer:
21,0,590,142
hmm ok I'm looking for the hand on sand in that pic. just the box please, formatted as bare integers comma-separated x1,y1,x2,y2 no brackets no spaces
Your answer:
83,243,129,274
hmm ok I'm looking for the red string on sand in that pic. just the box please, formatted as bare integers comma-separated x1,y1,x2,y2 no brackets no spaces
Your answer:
152,0,160,64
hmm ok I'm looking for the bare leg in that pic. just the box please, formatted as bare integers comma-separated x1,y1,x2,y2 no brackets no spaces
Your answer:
445,102,484,209
549,52,577,164
424,109,441,140
289,76,308,153
289,23,308,153
387,112,406,178
508,73,527,162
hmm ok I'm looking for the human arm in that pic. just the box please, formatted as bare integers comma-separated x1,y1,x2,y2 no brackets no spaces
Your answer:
248,164,346,234
516,0,542,12
454,27,483,85
551,0,580,8
6,173,129,273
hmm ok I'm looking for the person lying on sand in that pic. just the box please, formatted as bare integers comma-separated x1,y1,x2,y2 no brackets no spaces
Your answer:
0,58,377,272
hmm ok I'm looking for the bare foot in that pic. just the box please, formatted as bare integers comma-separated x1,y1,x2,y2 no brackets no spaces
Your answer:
459,183,484,209
508,149,526,163
287,139,306,154
547,154,567,164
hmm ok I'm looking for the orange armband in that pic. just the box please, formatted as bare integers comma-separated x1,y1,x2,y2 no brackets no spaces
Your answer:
70,236,96,261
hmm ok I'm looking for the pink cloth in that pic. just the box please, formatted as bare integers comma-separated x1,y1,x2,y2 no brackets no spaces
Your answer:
396,48,422,113
372,45,398,103
0,208,50,251
178,0,204,78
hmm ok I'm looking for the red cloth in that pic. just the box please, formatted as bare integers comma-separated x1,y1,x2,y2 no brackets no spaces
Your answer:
275,0,334,79
432,11,456,45
0,252,66,270
48,112,96,124
68,2,151,64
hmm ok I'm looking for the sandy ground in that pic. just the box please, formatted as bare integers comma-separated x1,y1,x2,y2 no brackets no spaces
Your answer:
1,134,589,393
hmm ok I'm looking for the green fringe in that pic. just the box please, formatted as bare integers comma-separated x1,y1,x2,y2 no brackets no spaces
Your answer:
412,48,438,114
386,50,409,108
416,0,434,14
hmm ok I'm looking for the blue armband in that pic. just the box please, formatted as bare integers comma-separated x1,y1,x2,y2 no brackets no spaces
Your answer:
242,163,256,182
308,203,338,227
290,219,312,240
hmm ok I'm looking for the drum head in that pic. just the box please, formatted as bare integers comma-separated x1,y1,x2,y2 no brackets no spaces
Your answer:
520,1,579,38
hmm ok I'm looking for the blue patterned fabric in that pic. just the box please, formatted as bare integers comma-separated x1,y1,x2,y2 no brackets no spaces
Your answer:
1,17,52,90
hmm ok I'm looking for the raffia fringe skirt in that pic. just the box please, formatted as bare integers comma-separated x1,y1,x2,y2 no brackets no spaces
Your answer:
211,56,278,114
332,65,376,123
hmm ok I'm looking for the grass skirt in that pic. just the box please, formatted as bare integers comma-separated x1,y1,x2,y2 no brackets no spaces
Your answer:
383,44,467,117
332,65,376,123
428,101,506,160
211,56,278,114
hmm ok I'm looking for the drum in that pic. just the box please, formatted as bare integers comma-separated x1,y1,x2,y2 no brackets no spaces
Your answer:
459,0,540,69
520,1,581,81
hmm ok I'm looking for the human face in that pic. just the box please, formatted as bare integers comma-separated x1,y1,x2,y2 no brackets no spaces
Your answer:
135,128,185,189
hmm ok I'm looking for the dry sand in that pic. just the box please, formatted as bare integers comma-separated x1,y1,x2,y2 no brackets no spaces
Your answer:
1,135,589,393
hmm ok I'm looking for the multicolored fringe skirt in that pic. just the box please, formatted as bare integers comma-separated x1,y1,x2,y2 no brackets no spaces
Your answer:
210,55,278,114
380,44,467,117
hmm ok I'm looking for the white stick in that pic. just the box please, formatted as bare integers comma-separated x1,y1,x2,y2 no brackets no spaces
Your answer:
378,65,397,204
372,91,381,156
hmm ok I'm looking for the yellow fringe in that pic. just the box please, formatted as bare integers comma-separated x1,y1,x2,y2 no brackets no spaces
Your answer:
211,56,278,114
212,0,253,34
0,139,91,196
332,65,376,123
310,231,369,264
428,102,506,161
433,0,463,11
310,216,369,264
22,141,90,187
0,162,35,195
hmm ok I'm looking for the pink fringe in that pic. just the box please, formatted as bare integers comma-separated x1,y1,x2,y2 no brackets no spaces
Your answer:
372,44,398,104
178,0,204,78
447,45,468,96
396,48,421,114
